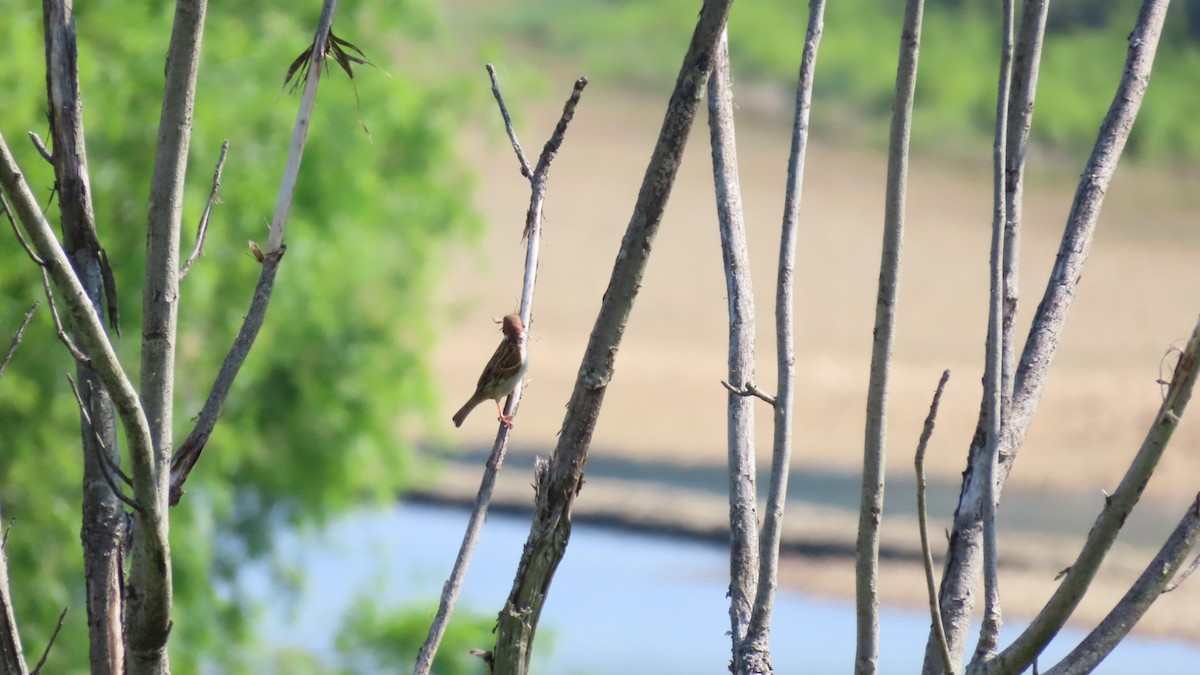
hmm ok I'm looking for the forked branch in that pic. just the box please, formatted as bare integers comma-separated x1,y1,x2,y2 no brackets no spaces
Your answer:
978,313,1200,674
412,70,587,675
929,2,1166,668
973,0,1016,664
1042,494,1200,675
169,1,347,505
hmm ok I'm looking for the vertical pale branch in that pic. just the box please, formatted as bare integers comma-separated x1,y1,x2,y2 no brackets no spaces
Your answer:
168,0,341,503
126,2,208,666
141,0,209,482
411,72,587,675
41,2,128,671
929,3,1170,669
1000,0,1048,411
978,313,1200,675
855,0,925,672
972,0,1015,666
490,3,733,673
1042,494,1200,675
741,1,826,671
707,29,761,659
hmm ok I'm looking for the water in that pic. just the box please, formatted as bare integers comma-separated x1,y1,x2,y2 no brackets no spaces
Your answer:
246,502,1200,673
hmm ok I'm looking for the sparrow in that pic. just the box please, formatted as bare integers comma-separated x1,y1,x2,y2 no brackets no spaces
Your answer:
452,313,529,428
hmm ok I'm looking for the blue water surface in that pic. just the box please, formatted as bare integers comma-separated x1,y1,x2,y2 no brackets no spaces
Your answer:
243,502,1200,673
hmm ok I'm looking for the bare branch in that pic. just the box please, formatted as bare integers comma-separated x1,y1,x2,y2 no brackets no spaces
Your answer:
980,313,1200,674
38,268,90,366
972,0,1016,666
857,0,925,671
525,76,587,242
929,1,1162,668
0,303,38,380
180,140,228,281
41,5,132,669
267,1,338,255
707,30,761,664
26,132,52,164
491,2,733,671
1042,494,1200,675
486,64,533,180
29,606,68,675
140,0,210,559
170,0,341,505
742,0,826,668
0,503,29,675
1,193,44,265
1000,0,1049,411
412,69,587,675
168,252,282,505
917,371,954,675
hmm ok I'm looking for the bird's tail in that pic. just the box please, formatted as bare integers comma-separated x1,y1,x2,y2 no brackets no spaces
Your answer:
452,398,481,427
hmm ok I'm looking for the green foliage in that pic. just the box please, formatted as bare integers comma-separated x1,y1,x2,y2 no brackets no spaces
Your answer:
485,0,1200,162
334,598,494,675
1,0,479,671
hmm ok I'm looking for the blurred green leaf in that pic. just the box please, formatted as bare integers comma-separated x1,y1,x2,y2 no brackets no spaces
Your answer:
1,0,481,671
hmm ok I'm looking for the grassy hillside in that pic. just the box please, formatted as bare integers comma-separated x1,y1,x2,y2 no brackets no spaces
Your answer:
456,0,1200,162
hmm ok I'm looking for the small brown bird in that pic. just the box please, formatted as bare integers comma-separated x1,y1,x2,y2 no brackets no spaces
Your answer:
452,313,529,428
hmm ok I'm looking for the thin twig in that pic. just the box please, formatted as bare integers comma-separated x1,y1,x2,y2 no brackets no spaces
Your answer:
0,302,38,379
180,140,229,280
721,380,777,406
916,370,954,675
2,193,45,265
742,0,826,668
29,605,68,675
39,268,90,366
0,500,28,675
982,312,1200,674
486,64,532,180
27,132,52,163
67,376,142,512
972,0,1016,667
412,69,587,675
